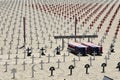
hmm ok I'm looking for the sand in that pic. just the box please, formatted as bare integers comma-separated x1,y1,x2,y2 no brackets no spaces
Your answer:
0,0,120,80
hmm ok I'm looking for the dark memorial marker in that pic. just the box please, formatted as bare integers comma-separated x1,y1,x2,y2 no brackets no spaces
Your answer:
40,47,45,55
84,64,90,74
49,66,55,76
26,47,32,56
55,46,60,55
101,63,107,73
116,62,120,71
69,65,74,75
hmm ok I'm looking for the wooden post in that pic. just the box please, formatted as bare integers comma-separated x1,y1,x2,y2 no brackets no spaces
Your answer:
75,16,77,42
23,17,26,46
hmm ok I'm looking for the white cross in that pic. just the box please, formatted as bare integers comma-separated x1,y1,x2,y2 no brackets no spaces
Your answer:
78,53,81,61
63,53,66,62
104,56,108,65
92,52,96,60
89,57,92,66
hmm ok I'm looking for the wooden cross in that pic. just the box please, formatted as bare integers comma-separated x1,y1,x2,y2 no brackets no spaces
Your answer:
55,39,57,44
89,57,92,66
46,28,48,33
72,58,77,67
16,46,19,54
30,37,34,45
31,55,35,64
17,37,20,45
78,53,81,61
4,62,9,72
47,54,51,63
3,38,7,46
7,51,11,60
56,59,61,68
23,49,26,59
15,55,19,65
92,52,96,60
67,27,69,33
63,53,67,62
43,37,45,44
31,65,35,78
11,68,17,79
107,51,111,60
39,60,44,70
48,34,51,40
64,31,66,36
0,47,3,55
53,31,55,36
56,27,59,33
104,56,108,65
9,41,13,49
37,41,41,49
41,31,44,37
22,61,27,71
50,41,53,48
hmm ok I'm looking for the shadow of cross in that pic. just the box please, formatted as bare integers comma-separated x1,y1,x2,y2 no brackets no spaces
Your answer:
101,63,107,73
84,64,90,74
49,66,55,76
69,65,75,75
116,62,120,71
11,68,17,79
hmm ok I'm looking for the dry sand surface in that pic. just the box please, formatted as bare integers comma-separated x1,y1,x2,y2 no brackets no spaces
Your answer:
0,0,120,80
